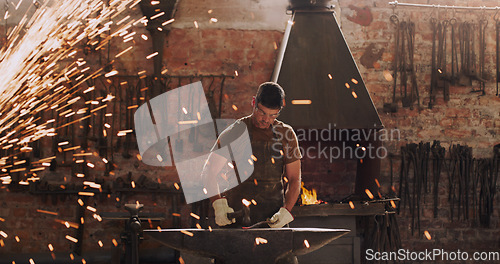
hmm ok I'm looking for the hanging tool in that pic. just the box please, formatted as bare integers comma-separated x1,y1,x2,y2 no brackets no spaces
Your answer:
450,18,459,85
431,141,445,218
471,18,487,95
496,17,500,96
383,15,400,113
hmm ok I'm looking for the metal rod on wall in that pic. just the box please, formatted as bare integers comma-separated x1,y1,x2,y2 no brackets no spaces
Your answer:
389,1,500,10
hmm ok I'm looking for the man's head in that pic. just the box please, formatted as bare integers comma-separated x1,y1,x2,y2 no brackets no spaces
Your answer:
251,82,285,129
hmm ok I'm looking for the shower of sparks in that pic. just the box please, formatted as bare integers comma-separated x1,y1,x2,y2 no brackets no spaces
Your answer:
0,0,137,185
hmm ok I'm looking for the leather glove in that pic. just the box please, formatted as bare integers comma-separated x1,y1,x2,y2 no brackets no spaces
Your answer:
268,207,294,228
212,198,235,226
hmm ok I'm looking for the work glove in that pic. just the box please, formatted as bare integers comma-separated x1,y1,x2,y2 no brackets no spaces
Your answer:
268,207,294,228
212,198,236,226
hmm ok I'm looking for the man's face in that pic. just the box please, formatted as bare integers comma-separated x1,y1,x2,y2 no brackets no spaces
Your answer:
252,103,281,129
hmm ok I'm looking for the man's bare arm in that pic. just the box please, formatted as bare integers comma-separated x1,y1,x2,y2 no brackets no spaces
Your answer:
283,159,301,212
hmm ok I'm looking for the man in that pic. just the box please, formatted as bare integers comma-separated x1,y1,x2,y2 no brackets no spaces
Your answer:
203,82,302,229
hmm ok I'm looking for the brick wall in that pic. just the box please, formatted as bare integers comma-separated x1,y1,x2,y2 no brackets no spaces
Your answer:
0,0,498,262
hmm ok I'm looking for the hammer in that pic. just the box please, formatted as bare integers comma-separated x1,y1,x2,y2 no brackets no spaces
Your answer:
226,206,251,226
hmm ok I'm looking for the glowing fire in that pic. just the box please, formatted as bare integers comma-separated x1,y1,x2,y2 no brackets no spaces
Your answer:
300,182,324,205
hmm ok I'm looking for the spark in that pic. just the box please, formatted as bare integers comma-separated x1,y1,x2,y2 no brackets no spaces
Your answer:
390,200,397,208
255,237,268,245
66,235,78,243
291,100,312,105
48,244,54,251
36,209,58,216
180,230,194,237
78,192,94,197
234,70,238,77
328,74,333,79
345,83,350,89
349,201,355,209
115,46,133,58
304,240,310,248
162,18,175,26
242,199,251,207
424,230,432,240
112,239,118,247
365,189,374,199
232,105,238,111
150,12,165,20
190,213,200,220
86,206,96,212
98,240,103,247
146,52,159,59
351,78,358,84
141,34,148,40
93,214,102,222
178,120,198,125
15,236,20,242
0,231,7,238
194,21,199,28
383,70,393,81
210,18,218,23
174,183,180,190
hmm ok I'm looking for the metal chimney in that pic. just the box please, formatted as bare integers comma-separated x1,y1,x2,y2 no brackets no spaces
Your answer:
272,0,383,130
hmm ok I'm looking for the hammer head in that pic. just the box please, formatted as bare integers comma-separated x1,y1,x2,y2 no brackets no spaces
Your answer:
227,205,251,226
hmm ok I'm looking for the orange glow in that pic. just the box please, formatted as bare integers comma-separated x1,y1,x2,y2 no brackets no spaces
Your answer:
301,183,322,205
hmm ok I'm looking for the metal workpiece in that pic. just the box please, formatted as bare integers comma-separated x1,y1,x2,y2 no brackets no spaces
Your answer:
145,228,350,264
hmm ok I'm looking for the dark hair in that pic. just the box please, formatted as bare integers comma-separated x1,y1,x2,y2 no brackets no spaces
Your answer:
255,82,285,109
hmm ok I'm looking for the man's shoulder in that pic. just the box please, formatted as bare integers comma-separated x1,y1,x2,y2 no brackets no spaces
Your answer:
273,119,295,134
217,116,250,144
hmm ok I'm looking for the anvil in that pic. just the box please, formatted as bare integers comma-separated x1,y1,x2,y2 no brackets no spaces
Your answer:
145,228,350,264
